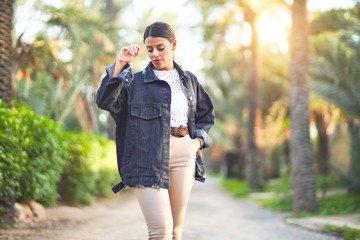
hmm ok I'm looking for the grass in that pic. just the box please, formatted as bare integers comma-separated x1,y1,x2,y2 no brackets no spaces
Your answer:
218,172,360,239
318,194,360,215
322,224,360,240
220,178,250,198
218,173,360,217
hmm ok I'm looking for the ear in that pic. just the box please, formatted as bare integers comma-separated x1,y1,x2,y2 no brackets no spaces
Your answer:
172,39,177,51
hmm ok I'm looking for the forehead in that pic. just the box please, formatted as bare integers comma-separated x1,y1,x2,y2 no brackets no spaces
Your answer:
144,36,170,47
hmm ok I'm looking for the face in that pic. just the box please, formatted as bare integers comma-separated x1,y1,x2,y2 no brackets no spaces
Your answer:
144,36,176,71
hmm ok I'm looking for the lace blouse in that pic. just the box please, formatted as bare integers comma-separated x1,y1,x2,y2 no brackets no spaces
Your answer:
153,69,188,128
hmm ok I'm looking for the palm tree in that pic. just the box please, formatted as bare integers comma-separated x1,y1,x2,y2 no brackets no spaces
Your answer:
14,0,130,131
312,107,331,175
0,0,16,226
310,26,360,194
289,0,317,213
192,0,251,178
241,2,265,189
193,0,290,183
0,0,14,104
347,117,360,193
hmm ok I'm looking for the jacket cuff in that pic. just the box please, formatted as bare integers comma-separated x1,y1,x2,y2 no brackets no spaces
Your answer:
194,129,212,149
106,62,133,83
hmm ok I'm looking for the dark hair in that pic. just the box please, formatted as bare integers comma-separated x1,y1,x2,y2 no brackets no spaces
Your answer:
143,22,176,43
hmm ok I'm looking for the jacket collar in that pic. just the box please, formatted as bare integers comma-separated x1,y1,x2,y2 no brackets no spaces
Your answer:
143,61,191,83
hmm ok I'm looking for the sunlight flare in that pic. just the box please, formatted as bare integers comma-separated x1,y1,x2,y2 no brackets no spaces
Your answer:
257,10,291,53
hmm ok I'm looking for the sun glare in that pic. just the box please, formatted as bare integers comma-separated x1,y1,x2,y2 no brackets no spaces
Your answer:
257,10,291,54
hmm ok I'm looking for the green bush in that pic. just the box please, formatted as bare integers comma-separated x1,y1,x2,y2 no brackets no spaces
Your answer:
0,102,68,206
0,102,118,208
58,132,118,205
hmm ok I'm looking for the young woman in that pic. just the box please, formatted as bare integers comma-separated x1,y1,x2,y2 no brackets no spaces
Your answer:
96,21,215,240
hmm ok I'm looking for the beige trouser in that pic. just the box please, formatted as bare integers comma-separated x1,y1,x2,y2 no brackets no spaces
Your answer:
134,134,198,240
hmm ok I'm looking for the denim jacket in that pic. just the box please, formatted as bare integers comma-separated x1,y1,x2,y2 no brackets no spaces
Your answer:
96,61,215,193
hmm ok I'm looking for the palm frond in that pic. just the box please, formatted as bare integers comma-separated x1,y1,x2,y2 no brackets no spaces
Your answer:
310,32,360,118
311,80,360,118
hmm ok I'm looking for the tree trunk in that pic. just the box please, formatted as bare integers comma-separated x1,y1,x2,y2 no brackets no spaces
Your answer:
347,118,360,194
290,0,318,213
313,110,330,175
244,8,264,190
0,0,14,103
0,0,16,228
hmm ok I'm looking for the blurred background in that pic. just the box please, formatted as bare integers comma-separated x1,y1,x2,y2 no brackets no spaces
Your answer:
1,0,360,226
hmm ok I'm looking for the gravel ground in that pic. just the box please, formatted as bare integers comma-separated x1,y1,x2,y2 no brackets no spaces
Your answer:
1,177,340,240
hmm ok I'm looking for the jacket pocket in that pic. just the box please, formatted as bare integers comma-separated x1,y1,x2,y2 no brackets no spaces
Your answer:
128,103,163,175
130,103,162,119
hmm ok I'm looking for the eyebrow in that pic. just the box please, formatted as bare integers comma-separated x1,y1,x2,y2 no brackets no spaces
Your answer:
146,43,165,48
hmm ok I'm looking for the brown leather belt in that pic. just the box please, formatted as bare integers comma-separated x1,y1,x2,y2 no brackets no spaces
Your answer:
171,126,188,137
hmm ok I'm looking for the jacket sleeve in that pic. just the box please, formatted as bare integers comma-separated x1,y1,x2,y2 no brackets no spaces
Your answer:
194,77,215,149
95,63,133,114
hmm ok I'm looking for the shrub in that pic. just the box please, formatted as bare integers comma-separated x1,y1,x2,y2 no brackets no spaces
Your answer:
58,132,118,205
0,102,118,208
0,103,69,206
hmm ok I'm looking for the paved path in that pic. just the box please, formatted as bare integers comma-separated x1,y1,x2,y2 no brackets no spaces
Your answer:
183,178,337,240
5,177,339,240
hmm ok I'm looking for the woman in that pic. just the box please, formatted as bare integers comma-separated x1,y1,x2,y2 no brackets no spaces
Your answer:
96,21,215,240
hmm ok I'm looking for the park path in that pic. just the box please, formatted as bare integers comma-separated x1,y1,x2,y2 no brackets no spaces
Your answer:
4,177,338,240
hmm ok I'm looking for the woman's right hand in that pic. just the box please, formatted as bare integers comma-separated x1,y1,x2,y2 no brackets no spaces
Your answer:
117,44,140,63
112,44,140,77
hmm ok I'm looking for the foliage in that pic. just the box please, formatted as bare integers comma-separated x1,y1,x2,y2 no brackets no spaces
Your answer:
220,163,360,216
260,167,293,211
322,224,360,240
310,9,360,192
0,101,68,206
58,132,118,206
310,34,360,118
316,175,342,199
0,102,118,208
14,0,130,131
264,179,360,216
221,178,250,198
318,194,360,215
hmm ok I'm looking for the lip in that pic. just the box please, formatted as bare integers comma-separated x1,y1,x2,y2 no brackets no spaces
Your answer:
153,59,162,64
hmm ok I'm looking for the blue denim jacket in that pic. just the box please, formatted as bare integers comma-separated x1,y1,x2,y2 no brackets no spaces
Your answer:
96,61,215,193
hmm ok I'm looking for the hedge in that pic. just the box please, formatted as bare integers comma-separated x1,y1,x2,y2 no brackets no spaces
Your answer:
0,102,118,207
58,132,118,205
0,103,68,206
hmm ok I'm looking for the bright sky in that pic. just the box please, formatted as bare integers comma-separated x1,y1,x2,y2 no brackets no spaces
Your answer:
308,0,356,11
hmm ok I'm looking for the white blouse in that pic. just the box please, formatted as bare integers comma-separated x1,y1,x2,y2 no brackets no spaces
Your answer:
153,69,188,128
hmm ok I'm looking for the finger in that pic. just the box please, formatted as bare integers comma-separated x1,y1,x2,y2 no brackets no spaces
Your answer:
130,45,140,56
134,45,140,54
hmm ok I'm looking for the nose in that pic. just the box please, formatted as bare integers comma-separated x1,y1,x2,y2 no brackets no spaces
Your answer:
152,49,160,58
